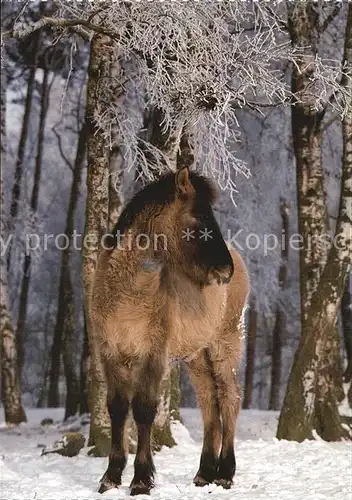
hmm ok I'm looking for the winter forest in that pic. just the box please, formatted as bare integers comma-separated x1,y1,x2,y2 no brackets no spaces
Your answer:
0,1,351,499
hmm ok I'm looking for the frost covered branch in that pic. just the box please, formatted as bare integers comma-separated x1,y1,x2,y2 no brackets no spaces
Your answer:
3,0,349,198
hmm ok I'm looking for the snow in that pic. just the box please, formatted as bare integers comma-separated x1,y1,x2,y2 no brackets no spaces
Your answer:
0,408,351,500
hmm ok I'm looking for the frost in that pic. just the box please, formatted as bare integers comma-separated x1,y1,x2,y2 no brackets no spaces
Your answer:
303,369,316,416
326,303,336,323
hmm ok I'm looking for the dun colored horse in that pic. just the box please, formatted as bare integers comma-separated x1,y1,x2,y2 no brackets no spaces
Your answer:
89,167,250,496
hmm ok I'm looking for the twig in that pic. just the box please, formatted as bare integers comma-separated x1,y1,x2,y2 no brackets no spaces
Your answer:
52,127,73,171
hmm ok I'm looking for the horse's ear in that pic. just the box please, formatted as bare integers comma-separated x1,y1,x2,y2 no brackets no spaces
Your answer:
176,167,194,198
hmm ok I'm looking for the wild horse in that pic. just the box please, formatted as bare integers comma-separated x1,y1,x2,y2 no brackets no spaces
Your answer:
89,167,250,495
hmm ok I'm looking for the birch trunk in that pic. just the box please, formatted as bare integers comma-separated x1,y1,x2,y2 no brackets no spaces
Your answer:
84,35,183,455
0,46,27,425
108,146,123,231
277,3,352,441
83,34,111,456
106,46,124,230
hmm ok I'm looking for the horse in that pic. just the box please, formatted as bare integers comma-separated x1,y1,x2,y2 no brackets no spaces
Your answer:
89,166,250,496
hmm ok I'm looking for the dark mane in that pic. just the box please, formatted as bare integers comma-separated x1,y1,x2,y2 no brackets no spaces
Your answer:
110,171,216,238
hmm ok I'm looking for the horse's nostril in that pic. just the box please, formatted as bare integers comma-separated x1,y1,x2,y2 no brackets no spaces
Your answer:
221,274,231,284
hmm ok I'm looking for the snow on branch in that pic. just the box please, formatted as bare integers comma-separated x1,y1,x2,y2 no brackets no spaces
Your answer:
3,0,349,198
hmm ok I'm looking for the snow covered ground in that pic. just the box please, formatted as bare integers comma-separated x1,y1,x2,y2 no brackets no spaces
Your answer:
0,408,351,500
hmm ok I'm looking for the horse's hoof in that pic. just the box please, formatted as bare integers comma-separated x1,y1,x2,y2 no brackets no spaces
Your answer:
214,478,233,489
98,476,120,494
130,480,152,496
193,475,212,487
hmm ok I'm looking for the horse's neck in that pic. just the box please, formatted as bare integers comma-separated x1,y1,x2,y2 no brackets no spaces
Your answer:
109,239,202,305
109,243,162,293
162,266,205,309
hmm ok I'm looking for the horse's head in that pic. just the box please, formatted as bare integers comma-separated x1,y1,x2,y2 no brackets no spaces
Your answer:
164,167,234,286
111,167,233,286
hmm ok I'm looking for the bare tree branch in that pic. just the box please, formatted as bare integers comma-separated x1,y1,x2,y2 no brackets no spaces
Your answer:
52,126,73,171
2,16,115,41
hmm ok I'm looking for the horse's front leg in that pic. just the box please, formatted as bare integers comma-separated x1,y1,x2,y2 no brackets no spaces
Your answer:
211,351,241,489
187,350,222,487
99,362,132,494
130,354,165,496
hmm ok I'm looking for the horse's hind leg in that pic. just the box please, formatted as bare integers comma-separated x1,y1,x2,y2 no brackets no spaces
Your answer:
130,354,165,496
187,350,222,486
210,348,241,489
99,361,132,494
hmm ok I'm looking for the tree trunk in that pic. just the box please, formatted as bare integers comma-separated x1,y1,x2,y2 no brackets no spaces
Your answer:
84,35,183,456
106,46,124,231
7,31,40,271
243,296,257,409
138,106,186,177
269,304,283,411
342,275,352,385
48,122,87,411
0,46,27,425
269,200,289,410
152,365,180,450
145,107,184,446
36,291,55,408
62,270,80,420
277,4,352,441
83,34,111,456
340,5,352,408
16,66,49,381
79,313,90,415
108,146,123,231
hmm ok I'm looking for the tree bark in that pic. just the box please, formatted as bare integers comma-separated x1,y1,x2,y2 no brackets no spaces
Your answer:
139,106,187,176
79,313,90,415
269,305,283,411
277,3,352,441
108,146,123,231
62,270,80,420
48,122,87,411
269,200,289,410
342,275,352,386
84,35,184,456
0,46,27,425
106,46,124,231
243,296,257,409
16,66,50,380
83,34,111,456
145,106,184,447
36,291,55,408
